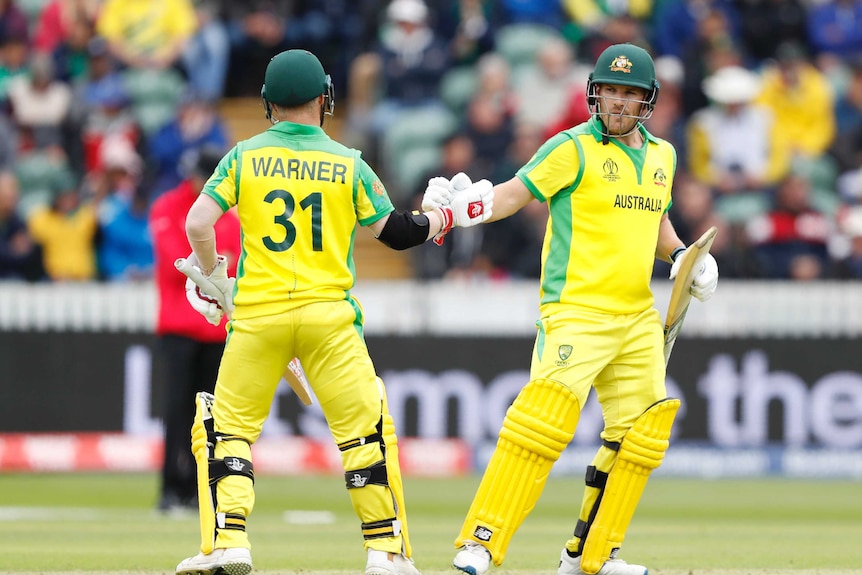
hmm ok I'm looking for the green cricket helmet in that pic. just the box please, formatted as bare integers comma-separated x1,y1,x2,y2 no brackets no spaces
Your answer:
587,43,659,124
260,49,334,124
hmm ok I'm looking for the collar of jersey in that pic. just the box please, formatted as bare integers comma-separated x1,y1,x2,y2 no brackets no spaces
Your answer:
268,121,327,137
587,117,657,146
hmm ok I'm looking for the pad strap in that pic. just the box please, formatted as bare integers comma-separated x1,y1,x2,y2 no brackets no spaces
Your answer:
345,459,388,489
361,517,402,539
216,512,247,532
209,456,255,485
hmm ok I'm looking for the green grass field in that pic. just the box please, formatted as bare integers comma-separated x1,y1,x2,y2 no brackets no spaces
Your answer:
0,472,860,574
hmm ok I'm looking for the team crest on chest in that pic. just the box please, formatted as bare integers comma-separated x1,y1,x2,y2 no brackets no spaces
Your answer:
653,168,667,187
609,56,633,73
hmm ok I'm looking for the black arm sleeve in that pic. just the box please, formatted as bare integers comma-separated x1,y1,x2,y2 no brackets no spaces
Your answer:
376,210,432,250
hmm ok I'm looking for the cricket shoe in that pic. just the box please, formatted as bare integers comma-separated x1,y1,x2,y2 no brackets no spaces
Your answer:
365,549,421,575
558,549,647,575
176,547,252,575
453,541,492,575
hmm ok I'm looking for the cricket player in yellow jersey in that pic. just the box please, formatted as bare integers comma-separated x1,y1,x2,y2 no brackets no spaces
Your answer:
423,44,719,575
173,49,493,575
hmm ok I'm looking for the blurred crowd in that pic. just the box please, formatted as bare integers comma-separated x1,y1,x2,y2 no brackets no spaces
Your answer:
1,0,862,284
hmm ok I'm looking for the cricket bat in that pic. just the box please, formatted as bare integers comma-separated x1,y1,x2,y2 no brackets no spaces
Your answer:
176,257,313,406
663,226,717,364
283,357,313,406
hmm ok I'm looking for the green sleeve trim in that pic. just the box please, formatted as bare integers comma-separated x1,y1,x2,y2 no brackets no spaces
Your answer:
203,189,230,212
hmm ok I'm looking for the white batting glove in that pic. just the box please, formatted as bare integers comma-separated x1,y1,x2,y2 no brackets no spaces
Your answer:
421,172,473,212
422,176,452,211
434,179,494,245
185,277,224,325
670,250,719,302
176,253,236,320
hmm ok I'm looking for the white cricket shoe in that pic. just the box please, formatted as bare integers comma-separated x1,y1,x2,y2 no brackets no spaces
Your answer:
176,547,252,575
365,549,422,575
558,549,647,575
453,541,492,575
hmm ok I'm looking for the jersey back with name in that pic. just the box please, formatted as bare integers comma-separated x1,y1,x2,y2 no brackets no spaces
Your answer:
202,123,394,319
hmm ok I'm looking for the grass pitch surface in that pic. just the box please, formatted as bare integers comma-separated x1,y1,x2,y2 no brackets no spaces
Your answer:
0,473,859,574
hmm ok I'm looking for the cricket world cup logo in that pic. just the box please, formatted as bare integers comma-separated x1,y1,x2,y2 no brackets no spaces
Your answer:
468,201,484,219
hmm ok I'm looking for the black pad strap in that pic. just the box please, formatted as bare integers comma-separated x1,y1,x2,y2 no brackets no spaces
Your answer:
584,465,609,488
209,456,255,485
602,439,621,451
345,459,388,489
573,519,589,539
361,517,400,539
338,432,383,451
218,512,247,532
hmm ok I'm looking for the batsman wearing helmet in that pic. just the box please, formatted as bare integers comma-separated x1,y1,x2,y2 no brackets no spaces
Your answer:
422,44,719,575
173,49,493,575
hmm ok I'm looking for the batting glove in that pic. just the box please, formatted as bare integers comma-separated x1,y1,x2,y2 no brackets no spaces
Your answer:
422,176,452,212
185,276,224,326
435,178,494,245
176,253,236,320
670,250,719,302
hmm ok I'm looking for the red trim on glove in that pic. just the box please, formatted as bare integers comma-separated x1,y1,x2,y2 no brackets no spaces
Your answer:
433,207,454,246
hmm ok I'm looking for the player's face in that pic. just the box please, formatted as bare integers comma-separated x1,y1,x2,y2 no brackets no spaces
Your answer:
596,83,649,134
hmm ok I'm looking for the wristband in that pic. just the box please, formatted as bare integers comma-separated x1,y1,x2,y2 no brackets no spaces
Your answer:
670,246,686,262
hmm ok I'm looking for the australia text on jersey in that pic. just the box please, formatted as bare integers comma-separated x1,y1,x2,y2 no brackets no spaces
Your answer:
613,194,663,212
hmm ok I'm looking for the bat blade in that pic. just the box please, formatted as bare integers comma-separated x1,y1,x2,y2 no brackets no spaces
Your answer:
283,357,313,406
663,226,717,364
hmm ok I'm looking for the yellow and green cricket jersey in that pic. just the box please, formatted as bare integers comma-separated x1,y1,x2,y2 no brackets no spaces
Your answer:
202,122,394,319
517,118,677,316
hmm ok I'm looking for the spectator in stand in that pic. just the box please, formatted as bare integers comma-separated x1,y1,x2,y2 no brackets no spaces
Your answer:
96,0,197,71
650,0,740,60
746,173,831,279
33,0,100,55
95,139,153,281
687,65,789,196
499,0,563,28
644,54,686,156
0,30,30,105
220,1,350,97
678,7,743,117
181,0,229,102
512,36,587,133
345,0,450,157
7,53,73,150
436,0,500,67
0,0,28,46
67,37,140,178
807,0,862,65
146,91,229,198
830,58,862,174
0,171,42,280
27,172,99,281
754,41,836,161
149,145,240,512
735,0,808,65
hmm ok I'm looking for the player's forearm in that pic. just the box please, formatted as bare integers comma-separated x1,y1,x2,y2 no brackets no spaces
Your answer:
656,216,685,263
487,177,533,222
185,195,224,274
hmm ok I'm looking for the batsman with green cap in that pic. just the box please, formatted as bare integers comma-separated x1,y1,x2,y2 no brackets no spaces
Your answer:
421,43,719,575
173,49,493,575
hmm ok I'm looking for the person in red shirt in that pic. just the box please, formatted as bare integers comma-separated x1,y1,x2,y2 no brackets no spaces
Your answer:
149,145,241,512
